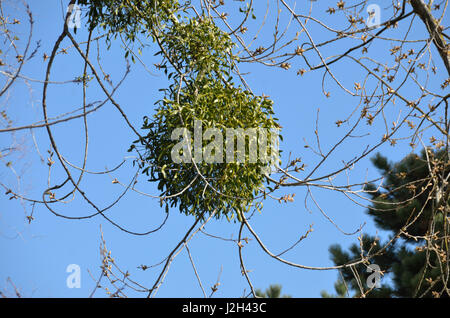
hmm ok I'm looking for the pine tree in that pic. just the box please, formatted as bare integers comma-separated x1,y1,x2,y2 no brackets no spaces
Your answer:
323,149,449,297
255,284,291,298
320,280,348,298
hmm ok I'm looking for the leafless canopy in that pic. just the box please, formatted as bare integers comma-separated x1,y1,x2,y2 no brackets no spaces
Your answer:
0,0,449,297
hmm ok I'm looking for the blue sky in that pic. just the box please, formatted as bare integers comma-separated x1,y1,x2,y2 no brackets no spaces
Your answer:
0,0,447,297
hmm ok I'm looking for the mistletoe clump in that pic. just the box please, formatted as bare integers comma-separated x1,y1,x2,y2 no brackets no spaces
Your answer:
132,18,281,221
133,81,280,221
76,0,182,41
